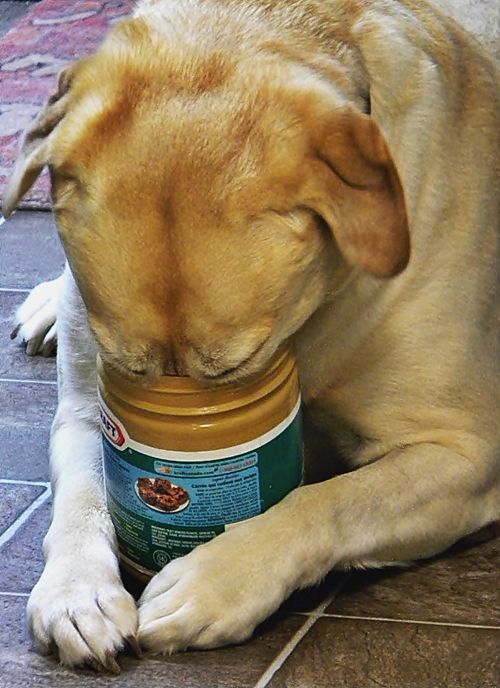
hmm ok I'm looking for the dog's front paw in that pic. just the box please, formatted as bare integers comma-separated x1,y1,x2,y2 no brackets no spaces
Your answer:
12,275,62,356
27,557,139,672
137,524,291,654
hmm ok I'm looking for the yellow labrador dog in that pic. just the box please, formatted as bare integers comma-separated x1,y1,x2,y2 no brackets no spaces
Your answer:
3,0,500,673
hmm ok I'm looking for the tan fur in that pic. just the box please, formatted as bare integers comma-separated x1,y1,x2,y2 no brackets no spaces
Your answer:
4,0,500,667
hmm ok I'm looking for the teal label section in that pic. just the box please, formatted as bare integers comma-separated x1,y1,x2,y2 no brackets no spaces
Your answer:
101,406,303,573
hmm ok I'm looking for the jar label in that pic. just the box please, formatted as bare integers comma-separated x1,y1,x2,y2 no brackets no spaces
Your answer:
99,395,303,574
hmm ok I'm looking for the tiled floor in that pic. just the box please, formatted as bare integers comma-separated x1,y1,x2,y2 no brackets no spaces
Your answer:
1,2,500,686
1,216,499,688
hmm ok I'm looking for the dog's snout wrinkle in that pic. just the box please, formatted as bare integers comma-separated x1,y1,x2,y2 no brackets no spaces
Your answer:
191,337,269,381
128,367,147,377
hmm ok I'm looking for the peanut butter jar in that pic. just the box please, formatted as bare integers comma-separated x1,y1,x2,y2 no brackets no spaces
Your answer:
97,349,303,581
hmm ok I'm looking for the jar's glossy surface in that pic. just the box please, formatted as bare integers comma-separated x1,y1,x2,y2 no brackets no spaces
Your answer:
97,349,303,580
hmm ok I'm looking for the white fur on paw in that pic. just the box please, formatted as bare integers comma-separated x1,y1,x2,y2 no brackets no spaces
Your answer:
137,532,282,654
12,276,62,356
27,558,139,672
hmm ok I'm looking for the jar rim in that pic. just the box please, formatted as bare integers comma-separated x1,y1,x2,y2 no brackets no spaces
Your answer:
97,346,295,411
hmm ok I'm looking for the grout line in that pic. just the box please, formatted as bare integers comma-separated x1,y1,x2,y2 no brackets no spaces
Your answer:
319,612,500,631
0,486,52,549
252,613,323,688
0,591,30,598
0,377,57,386
253,575,351,688
0,479,50,488
0,287,31,293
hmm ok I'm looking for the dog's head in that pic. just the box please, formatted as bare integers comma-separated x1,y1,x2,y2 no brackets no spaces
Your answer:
3,17,409,382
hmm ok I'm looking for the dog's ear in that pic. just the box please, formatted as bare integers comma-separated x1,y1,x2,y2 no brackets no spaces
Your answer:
311,105,409,278
2,63,80,218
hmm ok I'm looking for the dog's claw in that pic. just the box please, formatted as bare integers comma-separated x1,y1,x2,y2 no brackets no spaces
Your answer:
103,651,122,675
10,324,20,340
85,654,120,675
86,656,104,673
124,635,143,659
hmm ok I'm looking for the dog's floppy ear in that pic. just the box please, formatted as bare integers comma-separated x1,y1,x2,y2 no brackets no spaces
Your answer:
2,64,79,218
311,105,410,278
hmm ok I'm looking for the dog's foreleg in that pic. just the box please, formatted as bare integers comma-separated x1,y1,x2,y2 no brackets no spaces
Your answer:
294,441,500,572
137,441,499,652
26,266,138,672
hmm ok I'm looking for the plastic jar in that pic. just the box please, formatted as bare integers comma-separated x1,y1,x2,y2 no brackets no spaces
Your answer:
97,348,303,581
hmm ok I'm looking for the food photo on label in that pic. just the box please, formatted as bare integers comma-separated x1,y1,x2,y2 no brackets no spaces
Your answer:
135,478,190,513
